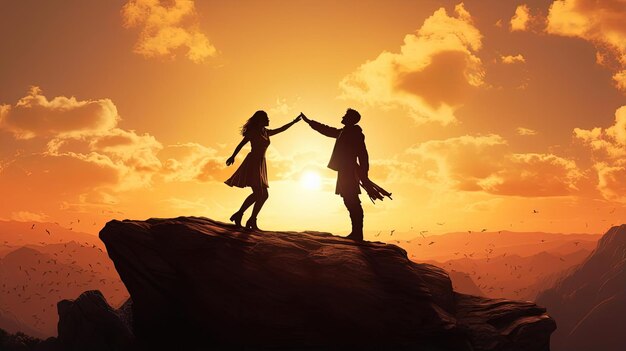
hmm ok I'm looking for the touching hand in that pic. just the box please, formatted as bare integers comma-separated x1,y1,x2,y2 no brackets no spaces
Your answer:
226,156,235,166
299,112,310,123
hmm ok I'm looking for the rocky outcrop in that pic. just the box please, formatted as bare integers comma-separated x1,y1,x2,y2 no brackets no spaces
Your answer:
100,216,555,350
0,308,44,339
0,242,128,338
56,290,134,351
536,224,626,351
0,290,132,351
0,328,46,351
455,294,555,351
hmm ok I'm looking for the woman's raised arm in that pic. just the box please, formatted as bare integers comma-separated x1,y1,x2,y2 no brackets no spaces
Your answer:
267,115,301,136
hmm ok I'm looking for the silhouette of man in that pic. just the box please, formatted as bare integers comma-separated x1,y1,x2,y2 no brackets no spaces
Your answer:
301,109,368,241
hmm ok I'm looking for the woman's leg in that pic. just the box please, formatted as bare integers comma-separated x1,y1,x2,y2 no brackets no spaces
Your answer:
237,192,256,214
249,186,269,221
230,190,256,226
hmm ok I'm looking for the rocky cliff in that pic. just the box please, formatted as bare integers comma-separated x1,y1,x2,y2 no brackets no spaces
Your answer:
536,224,626,351
97,216,554,350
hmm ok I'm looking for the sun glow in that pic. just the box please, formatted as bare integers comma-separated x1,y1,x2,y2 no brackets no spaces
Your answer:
300,171,322,190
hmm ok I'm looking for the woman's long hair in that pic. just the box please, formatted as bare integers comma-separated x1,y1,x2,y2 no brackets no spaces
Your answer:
241,110,267,136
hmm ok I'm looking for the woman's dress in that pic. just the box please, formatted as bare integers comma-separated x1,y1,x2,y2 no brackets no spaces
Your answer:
225,129,270,188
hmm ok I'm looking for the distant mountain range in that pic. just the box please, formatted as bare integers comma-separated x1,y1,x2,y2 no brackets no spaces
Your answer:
1,219,616,347
0,220,128,337
0,220,104,254
537,224,626,351
397,230,600,300
399,230,600,262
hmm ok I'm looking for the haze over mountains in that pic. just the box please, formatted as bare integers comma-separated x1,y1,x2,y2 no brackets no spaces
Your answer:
0,218,610,347
397,230,600,299
0,221,128,337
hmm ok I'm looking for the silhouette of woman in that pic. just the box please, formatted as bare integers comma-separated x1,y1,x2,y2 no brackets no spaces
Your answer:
225,110,300,230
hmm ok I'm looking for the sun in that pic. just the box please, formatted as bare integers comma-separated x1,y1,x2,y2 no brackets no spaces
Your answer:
300,171,322,190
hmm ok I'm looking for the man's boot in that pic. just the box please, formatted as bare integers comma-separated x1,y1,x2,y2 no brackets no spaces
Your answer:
346,210,364,241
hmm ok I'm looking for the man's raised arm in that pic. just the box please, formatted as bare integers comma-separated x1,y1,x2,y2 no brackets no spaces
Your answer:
301,113,341,138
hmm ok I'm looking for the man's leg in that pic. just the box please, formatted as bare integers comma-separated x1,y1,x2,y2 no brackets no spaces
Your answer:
343,193,364,241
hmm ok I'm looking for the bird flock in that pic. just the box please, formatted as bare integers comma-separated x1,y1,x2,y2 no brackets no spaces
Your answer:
0,221,128,335
371,211,601,300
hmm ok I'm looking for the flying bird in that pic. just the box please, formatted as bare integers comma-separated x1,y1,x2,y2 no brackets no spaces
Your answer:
532,209,539,214
390,229,395,236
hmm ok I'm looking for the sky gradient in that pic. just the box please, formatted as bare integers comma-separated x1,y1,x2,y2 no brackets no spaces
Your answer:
1,0,625,237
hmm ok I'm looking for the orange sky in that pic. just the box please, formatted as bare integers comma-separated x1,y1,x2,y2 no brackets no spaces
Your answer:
0,0,625,238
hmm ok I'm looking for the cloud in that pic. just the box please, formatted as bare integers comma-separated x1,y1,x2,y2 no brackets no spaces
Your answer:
481,153,581,196
516,127,537,135
464,198,504,212
339,3,484,125
160,142,227,182
546,0,626,92
0,87,313,225
574,105,626,202
511,4,532,31
407,134,581,197
574,105,626,158
614,70,626,91
0,87,118,139
594,161,626,202
10,211,49,222
501,54,526,64
121,0,217,63
0,88,171,218
46,128,164,190
546,0,626,62
266,97,302,118
0,150,123,213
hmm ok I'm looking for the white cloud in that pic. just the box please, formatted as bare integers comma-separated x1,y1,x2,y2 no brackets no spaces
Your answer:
339,3,484,125
546,0,626,92
517,127,537,135
121,0,217,63
595,161,626,203
501,54,526,64
511,4,532,32
574,105,626,158
407,134,581,197
574,105,626,202
0,87,118,139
